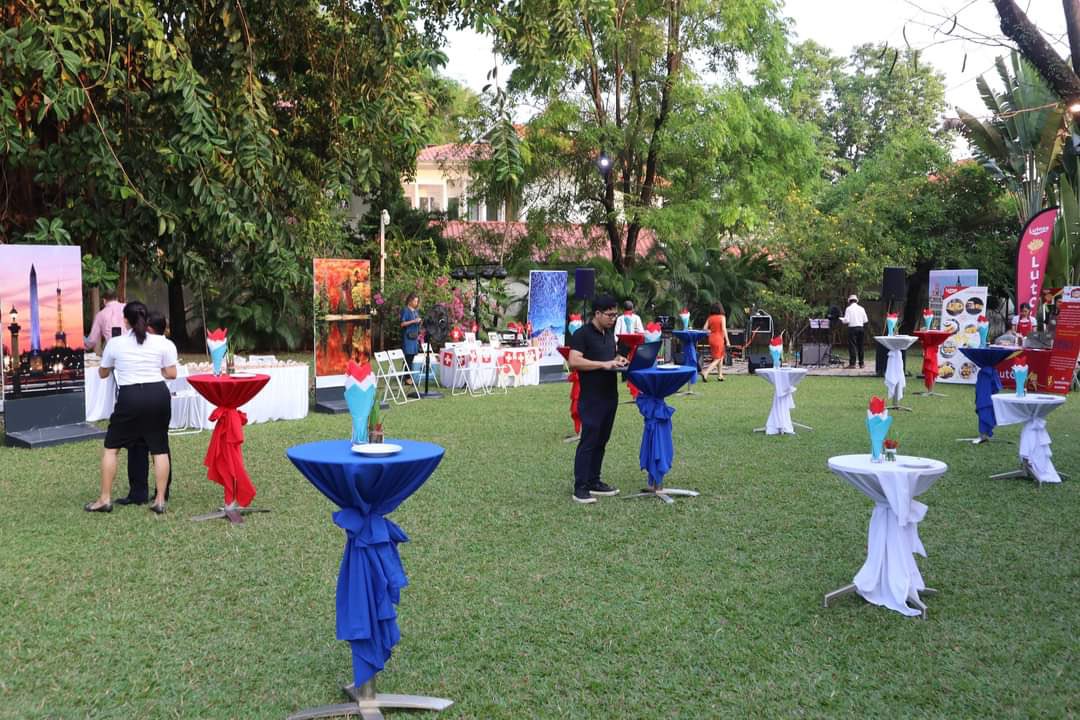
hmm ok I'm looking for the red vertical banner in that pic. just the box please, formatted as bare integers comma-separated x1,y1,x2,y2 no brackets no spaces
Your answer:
1015,207,1058,311
1045,286,1080,393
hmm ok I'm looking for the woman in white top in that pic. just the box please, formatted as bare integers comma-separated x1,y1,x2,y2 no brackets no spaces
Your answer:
84,301,178,514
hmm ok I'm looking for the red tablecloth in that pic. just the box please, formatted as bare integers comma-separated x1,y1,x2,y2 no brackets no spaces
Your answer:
557,347,581,434
619,333,646,398
912,330,953,392
186,374,270,507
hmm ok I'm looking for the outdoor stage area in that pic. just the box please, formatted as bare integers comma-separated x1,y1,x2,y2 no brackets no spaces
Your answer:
0,367,1077,718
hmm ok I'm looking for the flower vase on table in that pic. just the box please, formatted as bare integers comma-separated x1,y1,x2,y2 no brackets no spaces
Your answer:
567,314,583,335
866,396,892,462
1013,359,1028,397
886,313,898,336
344,360,377,445
679,309,690,330
977,315,989,347
206,328,228,376
922,308,934,330
883,438,898,462
769,336,783,367
644,321,662,343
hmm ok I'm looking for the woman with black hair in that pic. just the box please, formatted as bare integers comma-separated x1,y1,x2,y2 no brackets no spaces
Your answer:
84,301,178,514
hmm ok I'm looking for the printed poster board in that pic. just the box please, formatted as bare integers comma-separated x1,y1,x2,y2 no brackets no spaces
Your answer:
313,258,371,389
527,270,567,366
936,285,987,385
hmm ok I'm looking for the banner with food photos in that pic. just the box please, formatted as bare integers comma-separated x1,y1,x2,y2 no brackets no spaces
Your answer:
937,285,988,384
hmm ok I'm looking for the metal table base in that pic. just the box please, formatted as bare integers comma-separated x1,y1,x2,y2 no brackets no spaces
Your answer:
955,436,1013,445
823,583,937,620
287,679,453,720
914,390,948,398
753,420,813,434
562,433,580,443
191,506,270,524
990,459,1069,488
624,487,699,504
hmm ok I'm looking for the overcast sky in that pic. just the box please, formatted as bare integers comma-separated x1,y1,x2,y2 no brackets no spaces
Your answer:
441,0,1069,122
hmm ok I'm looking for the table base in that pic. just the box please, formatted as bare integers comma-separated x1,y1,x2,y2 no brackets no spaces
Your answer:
287,680,453,720
753,421,813,434
989,461,1070,487
955,436,1013,445
914,391,948,398
624,487,699,504
191,506,271,524
822,583,937,620
562,433,580,443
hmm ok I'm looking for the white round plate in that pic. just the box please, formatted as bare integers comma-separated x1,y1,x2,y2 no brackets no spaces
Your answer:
899,461,931,469
658,363,683,369
230,372,257,378
352,443,403,456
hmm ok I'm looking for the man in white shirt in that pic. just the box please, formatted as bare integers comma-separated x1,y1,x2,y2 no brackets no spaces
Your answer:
615,300,645,337
840,294,869,368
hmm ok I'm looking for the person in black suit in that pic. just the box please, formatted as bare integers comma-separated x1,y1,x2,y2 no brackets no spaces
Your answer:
567,295,628,504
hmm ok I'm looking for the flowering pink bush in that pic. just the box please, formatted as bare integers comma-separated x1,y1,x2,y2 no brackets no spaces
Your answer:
373,292,384,306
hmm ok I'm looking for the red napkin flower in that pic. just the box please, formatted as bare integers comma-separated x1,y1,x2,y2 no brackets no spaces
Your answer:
922,308,933,316
680,308,689,314
207,328,227,341
1013,354,1027,366
977,315,987,322
569,313,581,321
646,321,662,332
346,360,371,383
887,312,898,319
869,396,886,414
884,438,899,450
770,336,783,347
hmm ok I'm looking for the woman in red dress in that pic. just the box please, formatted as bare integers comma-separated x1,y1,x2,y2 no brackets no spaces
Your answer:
1013,303,1034,339
701,302,731,381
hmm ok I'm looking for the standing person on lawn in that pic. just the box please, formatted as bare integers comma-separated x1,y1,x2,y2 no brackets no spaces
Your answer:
400,293,422,384
700,302,731,381
568,295,628,504
84,301,177,515
840,294,869,368
615,300,645,337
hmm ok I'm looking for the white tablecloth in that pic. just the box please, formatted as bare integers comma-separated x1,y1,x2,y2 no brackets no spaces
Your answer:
828,454,947,617
875,335,917,403
991,393,1066,483
85,364,309,429
438,343,540,389
755,367,808,435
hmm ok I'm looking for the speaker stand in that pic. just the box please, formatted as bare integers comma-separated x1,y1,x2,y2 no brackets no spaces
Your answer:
416,345,443,399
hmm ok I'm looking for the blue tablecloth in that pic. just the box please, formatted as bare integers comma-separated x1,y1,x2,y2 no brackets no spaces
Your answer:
672,330,709,385
959,346,1020,437
286,439,445,687
628,367,696,487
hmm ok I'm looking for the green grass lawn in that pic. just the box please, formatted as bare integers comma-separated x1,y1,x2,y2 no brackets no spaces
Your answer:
1,374,1077,718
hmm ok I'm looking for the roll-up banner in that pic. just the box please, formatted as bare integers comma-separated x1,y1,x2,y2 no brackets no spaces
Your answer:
937,285,988,385
1015,207,1057,311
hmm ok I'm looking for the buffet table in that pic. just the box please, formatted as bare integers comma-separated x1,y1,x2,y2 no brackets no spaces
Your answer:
438,343,540,389
85,362,309,428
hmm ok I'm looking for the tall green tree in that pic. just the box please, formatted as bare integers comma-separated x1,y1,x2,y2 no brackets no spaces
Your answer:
466,0,791,272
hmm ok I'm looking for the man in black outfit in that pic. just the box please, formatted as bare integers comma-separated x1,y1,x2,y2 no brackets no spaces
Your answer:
568,295,628,504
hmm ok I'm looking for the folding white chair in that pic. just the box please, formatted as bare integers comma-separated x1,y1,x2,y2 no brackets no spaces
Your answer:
374,351,408,405
496,349,524,390
448,344,485,397
386,349,419,402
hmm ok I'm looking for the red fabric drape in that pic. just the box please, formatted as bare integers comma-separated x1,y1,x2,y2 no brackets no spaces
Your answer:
913,331,952,392
568,370,581,434
620,333,646,398
186,374,270,507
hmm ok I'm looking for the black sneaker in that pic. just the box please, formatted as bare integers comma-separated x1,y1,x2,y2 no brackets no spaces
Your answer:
573,488,597,504
589,481,620,497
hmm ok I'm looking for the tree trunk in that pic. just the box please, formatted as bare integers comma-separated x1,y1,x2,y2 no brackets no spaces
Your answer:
118,256,128,302
993,0,1080,101
167,272,190,350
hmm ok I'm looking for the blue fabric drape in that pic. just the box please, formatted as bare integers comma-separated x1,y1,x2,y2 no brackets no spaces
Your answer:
672,330,709,384
286,439,444,687
960,347,1018,438
629,367,695,487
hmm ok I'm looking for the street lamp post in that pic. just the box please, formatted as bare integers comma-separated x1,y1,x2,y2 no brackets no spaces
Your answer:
8,305,21,396
378,209,390,352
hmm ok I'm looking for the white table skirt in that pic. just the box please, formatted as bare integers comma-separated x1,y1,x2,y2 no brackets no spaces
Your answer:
438,344,540,389
875,335,917,402
755,367,808,435
85,364,309,429
828,454,947,617
991,393,1066,483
